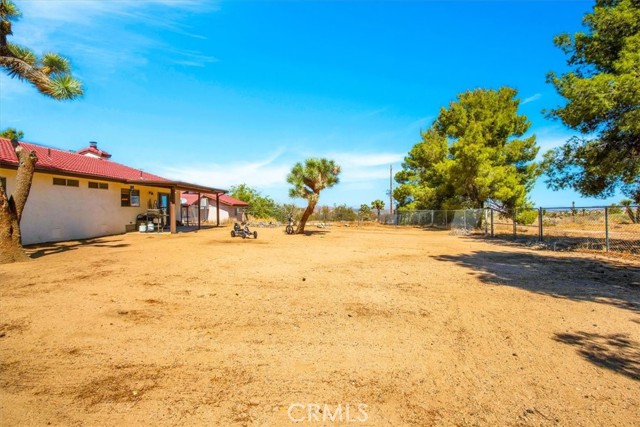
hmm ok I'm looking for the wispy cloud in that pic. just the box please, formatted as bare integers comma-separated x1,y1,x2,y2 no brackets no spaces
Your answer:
12,0,219,77
532,126,574,160
408,115,431,127
329,151,404,169
522,93,542,105
18,0,218,24
0,74,31,100
170,50,220,67
349,106,389,121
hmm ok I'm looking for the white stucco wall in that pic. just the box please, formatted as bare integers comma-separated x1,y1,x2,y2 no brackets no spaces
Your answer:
208,203,244,224
208,203,231,224
1,168,181,245
181,203,232,224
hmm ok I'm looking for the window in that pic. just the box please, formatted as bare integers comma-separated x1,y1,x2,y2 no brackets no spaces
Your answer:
121,188,140,207
53,177,79,187
88,181,108,190
0,176,6,193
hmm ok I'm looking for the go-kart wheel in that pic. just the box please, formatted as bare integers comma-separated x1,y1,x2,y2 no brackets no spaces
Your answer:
231,230,236,237
242,233,246,239
253,231,258,239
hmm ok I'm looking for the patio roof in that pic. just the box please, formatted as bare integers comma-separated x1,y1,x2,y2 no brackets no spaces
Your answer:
126,179,227,195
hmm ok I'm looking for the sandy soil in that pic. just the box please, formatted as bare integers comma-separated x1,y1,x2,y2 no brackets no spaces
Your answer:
1,224,639,426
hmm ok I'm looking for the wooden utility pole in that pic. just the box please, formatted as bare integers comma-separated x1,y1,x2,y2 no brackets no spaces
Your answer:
389,164,393,219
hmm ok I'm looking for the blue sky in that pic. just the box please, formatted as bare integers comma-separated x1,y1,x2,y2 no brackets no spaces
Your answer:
0,0,624,209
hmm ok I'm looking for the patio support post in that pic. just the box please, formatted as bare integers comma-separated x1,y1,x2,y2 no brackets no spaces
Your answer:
198,193,201,230
216,193,221,226
170,186,177,234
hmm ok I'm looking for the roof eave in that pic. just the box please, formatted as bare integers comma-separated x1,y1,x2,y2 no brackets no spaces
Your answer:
126,179,227,195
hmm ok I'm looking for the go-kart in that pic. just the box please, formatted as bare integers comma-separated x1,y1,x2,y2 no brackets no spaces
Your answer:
231,222,258,239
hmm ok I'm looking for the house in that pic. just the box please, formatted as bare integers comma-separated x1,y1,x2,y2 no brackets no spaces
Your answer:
180,191,248,225
0,139,227,245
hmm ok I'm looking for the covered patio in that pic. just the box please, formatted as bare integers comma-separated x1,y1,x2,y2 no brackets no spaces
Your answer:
125,179,227,233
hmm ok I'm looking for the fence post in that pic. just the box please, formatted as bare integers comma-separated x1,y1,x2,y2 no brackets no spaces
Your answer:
538,207,543,242
445,209,449,229
513,209,517,239
463,209,467,230
605,206,609,253
484,209,488,235
490,208,494,237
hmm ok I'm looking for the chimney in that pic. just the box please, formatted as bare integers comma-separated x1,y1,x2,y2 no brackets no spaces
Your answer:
79,141,112,159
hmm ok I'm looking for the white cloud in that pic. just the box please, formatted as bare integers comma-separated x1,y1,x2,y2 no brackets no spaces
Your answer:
522,93,542,105
162,162,292,190
319,151,404,185
152,148,406,196
155,148,291,190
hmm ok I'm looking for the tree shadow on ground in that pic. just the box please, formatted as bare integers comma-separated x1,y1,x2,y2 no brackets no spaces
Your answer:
432,250,640,313
27,238,130,259
301,230,330,236
553,331,640,381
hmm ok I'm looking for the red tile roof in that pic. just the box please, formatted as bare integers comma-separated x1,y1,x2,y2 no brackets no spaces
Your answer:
181,192,248,207
0,138,168,182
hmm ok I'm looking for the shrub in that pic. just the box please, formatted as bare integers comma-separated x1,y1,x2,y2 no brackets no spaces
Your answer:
516,209,538,225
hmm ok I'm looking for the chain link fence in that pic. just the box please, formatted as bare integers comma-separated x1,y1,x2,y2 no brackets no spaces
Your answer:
395,205,640,256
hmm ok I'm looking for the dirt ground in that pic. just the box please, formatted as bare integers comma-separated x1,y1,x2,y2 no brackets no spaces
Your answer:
1,224,639,426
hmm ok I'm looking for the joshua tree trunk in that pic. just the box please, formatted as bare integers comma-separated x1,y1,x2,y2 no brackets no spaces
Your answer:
295,198,318,234
0,141,36,263
625,206,638,224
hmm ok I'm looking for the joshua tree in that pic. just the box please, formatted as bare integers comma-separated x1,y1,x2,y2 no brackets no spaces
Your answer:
359,204,372,221
620,199,639,224
0,0,83,263
286,158,340,234
371,199,385,221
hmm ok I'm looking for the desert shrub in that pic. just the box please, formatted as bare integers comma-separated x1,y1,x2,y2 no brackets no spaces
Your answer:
333,204,357,222
516,209,538,225
608,204,622,215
